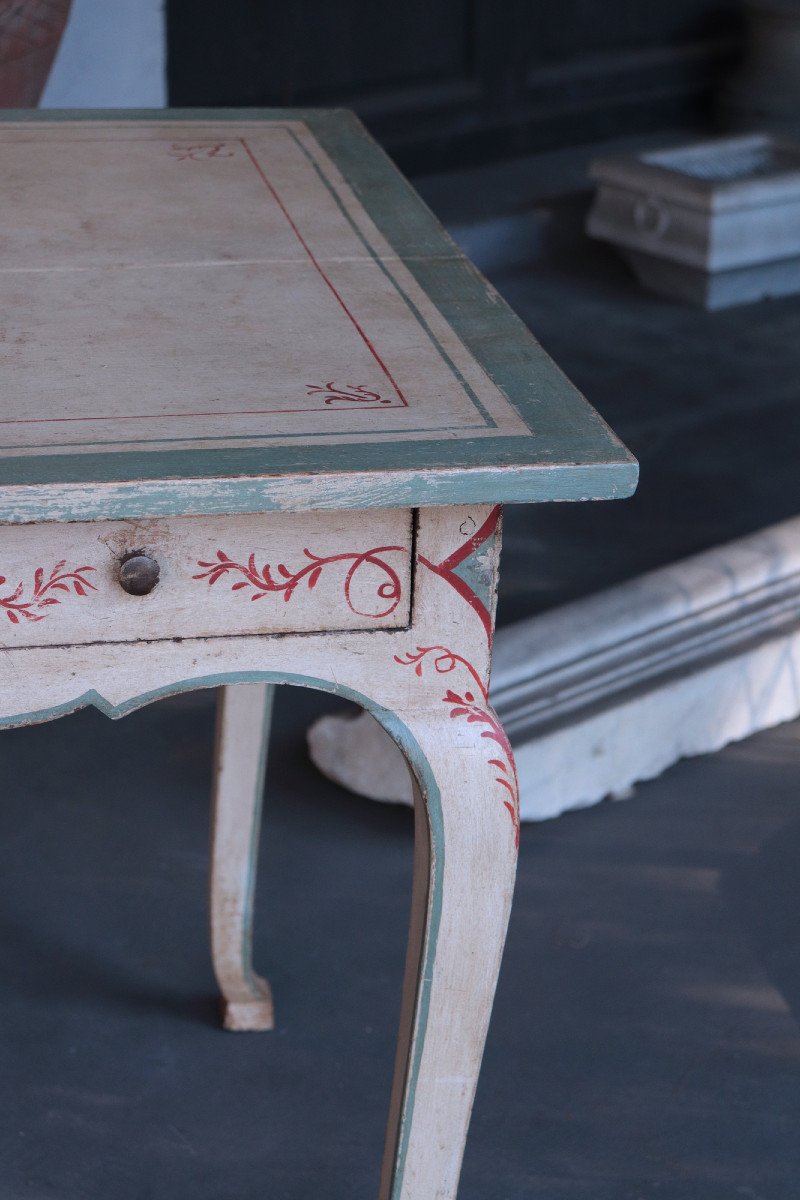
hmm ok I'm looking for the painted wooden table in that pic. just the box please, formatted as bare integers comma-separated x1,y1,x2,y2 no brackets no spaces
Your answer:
0,110,637,1199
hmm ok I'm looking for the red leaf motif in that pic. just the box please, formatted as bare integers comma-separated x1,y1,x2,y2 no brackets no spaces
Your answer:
1,561,96,625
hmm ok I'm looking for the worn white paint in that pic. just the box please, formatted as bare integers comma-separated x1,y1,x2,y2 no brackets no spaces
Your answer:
309,514,800,821
0,509,412,646
0,114,637,529
1,505,516,1200
0,119,526,459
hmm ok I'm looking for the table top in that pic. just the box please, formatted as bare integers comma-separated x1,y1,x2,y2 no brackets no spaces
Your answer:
0,109,637,523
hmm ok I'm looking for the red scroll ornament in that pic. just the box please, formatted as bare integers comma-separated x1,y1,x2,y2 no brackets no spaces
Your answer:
193,545,406,619
394,644,520,846
305,382,392,406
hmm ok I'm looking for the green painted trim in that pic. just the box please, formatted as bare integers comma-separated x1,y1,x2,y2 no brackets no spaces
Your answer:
0,108,637,516
241,683,275,992
0,666,442,1198
0,458,637,524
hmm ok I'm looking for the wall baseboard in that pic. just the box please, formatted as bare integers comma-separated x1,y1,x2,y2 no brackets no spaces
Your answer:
308,516,800,820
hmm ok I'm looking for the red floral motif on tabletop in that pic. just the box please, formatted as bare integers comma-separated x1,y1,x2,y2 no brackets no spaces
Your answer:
169,142,235,161
0,562,97,625
306,382,392,406
394,644,520,846
193,545,406,619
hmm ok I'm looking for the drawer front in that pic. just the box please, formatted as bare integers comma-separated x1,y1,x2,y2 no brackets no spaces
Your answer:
0,510,412,648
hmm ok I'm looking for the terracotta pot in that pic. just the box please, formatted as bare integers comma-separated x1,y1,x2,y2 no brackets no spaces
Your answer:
0,0,72,107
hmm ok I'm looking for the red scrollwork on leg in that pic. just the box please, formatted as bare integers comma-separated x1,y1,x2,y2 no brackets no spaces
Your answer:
394,644,520,846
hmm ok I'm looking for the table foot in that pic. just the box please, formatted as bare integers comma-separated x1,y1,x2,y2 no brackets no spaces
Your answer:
221,977,275,1032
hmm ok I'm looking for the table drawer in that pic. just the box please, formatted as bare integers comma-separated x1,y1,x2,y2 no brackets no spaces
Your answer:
0,510,412,648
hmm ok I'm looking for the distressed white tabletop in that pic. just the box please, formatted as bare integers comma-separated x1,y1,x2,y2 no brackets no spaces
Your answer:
0,110,637,522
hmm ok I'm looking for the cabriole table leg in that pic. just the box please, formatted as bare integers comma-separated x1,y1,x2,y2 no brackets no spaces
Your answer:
209,681,275,1031
376,705,518,1200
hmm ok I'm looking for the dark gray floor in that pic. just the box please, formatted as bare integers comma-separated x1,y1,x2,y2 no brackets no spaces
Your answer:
1,689,799,1199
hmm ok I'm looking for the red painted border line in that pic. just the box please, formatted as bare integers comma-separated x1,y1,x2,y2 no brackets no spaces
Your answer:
5,128,406,426
418,507,502,641
239,138,408,408
0,403,404,427
419,556,493,641
438,505,501,572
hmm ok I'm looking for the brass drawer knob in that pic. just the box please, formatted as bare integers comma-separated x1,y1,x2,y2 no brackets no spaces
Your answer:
118,552,160,596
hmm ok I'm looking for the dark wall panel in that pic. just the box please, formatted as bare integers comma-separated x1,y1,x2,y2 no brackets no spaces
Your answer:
167,1,743,173
167,0,472,106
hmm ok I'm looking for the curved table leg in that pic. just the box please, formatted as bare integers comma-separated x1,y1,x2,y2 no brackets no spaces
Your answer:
209,682,275,1031
377,705,518,1200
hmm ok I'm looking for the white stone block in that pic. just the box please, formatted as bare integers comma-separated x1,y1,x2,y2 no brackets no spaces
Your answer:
587,134,800,308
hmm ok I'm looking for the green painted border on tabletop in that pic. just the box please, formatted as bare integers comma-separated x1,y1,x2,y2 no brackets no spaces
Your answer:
0,108,638,520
